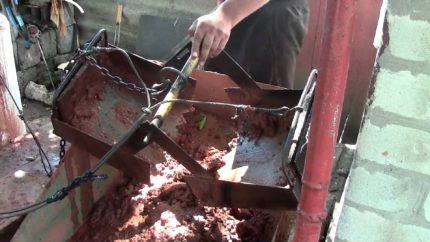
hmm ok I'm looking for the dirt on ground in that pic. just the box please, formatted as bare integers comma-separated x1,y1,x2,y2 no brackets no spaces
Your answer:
69,110,279,242
0,100,60,237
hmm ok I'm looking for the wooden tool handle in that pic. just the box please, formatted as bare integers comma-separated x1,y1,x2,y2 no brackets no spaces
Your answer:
153,56,199,123
115,4,123,25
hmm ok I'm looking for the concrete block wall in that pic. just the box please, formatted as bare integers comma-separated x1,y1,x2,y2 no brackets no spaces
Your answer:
11,3,76,100
77,0,215,54
329,1,430,241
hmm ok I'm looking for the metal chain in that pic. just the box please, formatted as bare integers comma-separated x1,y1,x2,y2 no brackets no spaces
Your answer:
86,56,150,94
59,138,66,160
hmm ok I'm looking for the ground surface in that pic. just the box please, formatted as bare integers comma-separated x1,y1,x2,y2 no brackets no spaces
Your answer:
0,99,60,239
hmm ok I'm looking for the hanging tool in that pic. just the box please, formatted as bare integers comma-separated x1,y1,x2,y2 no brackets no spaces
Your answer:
28,24,56,90
113,0,125,46
1,0,31,48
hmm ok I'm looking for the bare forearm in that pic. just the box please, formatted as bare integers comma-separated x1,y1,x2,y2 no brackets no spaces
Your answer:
189,0,269,65
216,0,269,27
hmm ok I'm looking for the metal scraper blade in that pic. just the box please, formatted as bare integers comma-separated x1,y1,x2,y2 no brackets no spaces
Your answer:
184,175,298,210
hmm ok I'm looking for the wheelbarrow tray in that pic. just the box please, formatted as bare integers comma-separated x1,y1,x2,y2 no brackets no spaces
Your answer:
12,43,302,241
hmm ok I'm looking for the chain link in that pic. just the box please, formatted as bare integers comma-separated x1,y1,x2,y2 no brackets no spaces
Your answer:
59,138,66,160
86,56,150,94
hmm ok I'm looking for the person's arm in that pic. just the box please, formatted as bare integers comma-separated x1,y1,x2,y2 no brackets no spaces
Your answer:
188,0,269,66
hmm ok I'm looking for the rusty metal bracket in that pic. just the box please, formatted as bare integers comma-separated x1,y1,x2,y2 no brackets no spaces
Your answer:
184,176,298,210
124,121,212,177
150,124,212,176
52,116,212,182
52,118,151,183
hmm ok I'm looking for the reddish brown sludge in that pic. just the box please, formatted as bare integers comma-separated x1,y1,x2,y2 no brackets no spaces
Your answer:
69,110,281,242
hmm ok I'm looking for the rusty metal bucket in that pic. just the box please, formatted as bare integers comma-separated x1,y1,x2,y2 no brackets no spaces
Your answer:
51,30,307,211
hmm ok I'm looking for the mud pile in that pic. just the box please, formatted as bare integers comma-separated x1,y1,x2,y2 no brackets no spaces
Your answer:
70,110,279,242
235,107,294,140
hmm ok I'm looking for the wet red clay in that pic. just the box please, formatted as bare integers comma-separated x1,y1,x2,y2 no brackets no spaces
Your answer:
235,107,294,140
69,110,278,242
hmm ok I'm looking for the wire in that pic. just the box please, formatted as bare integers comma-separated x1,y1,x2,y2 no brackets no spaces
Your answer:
0,172,107,219
88,112,149,173
0,76,53,177
0,201,48,219
36,38,56,91
159,67,188,84
108,47,151,108
143,98,302,117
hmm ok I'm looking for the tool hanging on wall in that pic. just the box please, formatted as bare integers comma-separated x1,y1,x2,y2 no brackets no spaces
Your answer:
113,0,125,46
11,0,31,48
51,0,66,35
0,0,31,48
27,24,56,90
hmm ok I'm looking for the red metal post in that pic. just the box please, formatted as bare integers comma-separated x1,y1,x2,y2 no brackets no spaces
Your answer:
293,0,356,241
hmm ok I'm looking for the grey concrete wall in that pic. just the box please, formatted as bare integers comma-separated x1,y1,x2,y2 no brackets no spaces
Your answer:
329,0,430,241
12,4,76,101
76,0,215,53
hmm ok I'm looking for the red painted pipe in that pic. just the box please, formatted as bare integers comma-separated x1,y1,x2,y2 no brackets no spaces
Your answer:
293,0,356,241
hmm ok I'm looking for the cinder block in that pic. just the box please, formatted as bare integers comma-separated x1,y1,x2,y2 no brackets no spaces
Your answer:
62,2,75,26
356,122,430,176
383,14,430,62
27,0,51,6
16,66,40,95
389,1,430,21
56,25,75,54
16,37,41,70
39,28,57,59
345,166,423,213
372,69,430,121
336,205,430,242
37,69,62,88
